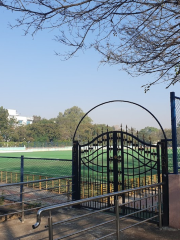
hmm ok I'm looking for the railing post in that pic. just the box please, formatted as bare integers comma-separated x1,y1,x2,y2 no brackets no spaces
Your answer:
170,92,178,174
72,141,79,201
158,185,162,229
68,179,70,202
115,195,120,240
48,211,53,240
20,155,24,202
21,183,24,223
161,140,169,226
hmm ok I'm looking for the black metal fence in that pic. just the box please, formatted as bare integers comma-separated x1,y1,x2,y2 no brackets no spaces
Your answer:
175,97,180,168
0,176,72,222
170,92,180,173
0,156,72,183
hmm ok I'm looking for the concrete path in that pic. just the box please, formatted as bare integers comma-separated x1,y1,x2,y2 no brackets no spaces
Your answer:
0,208,180,240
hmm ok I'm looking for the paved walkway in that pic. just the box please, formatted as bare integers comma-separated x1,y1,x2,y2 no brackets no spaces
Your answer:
0,208,180,240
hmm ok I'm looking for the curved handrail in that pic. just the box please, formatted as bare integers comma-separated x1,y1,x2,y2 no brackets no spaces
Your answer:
32,182,163,229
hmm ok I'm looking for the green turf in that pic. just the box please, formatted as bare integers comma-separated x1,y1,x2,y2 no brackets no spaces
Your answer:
0,149,174,180
0,150,72,178
0,150,72,159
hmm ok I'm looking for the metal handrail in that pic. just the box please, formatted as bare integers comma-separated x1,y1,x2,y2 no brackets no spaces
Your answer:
33,182,163,229
0,175,73,223
0,175,73,187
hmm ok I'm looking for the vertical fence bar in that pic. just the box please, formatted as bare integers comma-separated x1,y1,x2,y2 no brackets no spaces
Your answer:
72,141,79,201
113,132,118,194
33,175,34,188
158,185,162,228
20,155,24,202
21,183,24,223
115,195,120,240
170,92,178,174
161,140,169,226
39,176,42,190
58,179,60,194
67,179,70,202
48,211,53,240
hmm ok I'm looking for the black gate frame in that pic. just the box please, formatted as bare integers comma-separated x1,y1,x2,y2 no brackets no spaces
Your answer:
72,100,169,226
72,131,169,226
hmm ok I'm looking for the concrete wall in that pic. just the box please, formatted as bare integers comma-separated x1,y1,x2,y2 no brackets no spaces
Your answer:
0,147,26,152
169,174,180,229
0,146,72,153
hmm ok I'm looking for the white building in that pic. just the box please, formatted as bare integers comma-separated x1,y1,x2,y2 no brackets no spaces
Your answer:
8,109,33,125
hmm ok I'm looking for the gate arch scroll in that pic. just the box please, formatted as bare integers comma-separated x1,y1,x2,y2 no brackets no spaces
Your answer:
73,100,167,141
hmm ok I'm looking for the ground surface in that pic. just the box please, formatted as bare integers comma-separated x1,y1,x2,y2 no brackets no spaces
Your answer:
0,208,179,240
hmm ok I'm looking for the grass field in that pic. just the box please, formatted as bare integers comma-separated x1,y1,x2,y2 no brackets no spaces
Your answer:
0,151,72,178
0,150,72,159
0,149,175,181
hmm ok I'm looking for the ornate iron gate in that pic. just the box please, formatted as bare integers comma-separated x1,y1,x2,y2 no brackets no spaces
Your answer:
72,129,168,224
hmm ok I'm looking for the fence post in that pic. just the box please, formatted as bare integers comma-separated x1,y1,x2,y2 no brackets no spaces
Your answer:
115,195,120,240
72,141,79,201
158,185,162,228
48,211,53,240
20,155,24,202
67,179,70,202
161,140,169,226
170,92,178,174
21,183,24,223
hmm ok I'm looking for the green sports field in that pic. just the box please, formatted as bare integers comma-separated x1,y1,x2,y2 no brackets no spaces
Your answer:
0,151,72,178
0,149,174,181
0,150,72,159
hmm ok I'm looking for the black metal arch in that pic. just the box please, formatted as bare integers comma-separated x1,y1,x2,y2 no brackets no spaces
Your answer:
73,100,167,141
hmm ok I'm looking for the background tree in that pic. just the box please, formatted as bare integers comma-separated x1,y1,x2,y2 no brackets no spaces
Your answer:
138,127,161,143
0,106,17,142
56,106,93,141
0,106,9,141
1,1,180,90
32,115,41,123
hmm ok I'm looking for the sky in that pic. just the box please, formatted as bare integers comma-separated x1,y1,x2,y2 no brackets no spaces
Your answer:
0,8,179,131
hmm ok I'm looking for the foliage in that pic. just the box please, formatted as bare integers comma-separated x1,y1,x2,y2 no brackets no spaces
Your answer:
1,1,180,89
0,106,176,144
0,106,18,142
0,106,114,142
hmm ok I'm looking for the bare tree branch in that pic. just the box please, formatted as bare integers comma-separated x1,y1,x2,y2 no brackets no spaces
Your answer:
1,0,180,90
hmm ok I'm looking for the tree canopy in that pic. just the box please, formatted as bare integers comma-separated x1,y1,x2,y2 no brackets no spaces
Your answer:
0,106,115,143
1,0,180,90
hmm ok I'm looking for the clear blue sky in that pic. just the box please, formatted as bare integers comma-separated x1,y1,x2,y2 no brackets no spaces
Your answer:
0,8,179,131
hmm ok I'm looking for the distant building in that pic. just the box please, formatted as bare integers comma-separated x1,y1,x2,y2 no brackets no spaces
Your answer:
8,109,33,125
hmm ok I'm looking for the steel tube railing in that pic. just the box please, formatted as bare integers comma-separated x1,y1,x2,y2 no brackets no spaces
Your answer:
0,175,73,222
32,182,163,232
115,196,120,240
45,205,114,228
158,185,162,228
0,176,73,187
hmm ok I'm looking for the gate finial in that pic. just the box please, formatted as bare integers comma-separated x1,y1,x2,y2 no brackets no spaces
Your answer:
131,127,133,135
